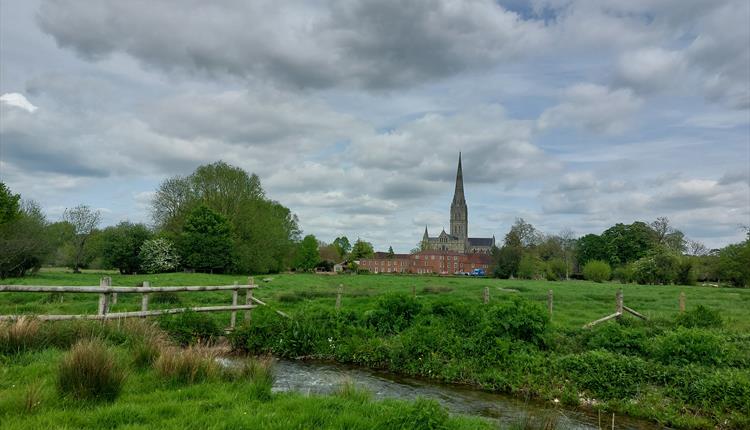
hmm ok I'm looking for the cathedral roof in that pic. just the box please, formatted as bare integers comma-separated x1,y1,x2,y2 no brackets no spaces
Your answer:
468,237,494,246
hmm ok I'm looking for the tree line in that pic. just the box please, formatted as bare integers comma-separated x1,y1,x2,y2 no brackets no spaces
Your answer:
491,217,750,287
0,162,301,278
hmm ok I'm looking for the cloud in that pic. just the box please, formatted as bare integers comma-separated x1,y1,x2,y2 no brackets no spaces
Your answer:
36,0,546,90
615,48,686,93
538,83,642,134
1,93,38,112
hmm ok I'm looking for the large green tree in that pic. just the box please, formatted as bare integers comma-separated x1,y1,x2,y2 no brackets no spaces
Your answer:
0,183,21,225
62,205,102,273
350,239,374,260
179,206,233,273
100,222,152,274
151,161,299,273
333,236,351,260
295,235,320,272
0,197,51,279
601,222,656,266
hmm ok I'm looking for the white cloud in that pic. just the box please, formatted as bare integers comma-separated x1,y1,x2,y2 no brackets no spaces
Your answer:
0,93,38,113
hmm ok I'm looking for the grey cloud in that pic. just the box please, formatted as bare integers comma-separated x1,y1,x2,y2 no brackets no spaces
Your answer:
36,0,545,90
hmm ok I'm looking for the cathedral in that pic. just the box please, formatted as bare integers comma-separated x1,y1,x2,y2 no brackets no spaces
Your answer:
421,154,495,254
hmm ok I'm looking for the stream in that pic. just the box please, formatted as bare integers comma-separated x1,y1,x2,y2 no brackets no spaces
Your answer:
228,358,665,429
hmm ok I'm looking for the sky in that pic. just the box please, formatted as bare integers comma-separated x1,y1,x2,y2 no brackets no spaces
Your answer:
0,0,748,252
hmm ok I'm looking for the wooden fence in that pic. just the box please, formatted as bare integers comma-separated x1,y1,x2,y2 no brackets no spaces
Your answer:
0,276,288,329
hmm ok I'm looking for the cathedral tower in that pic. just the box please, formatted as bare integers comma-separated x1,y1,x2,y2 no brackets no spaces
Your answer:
450,153,468,244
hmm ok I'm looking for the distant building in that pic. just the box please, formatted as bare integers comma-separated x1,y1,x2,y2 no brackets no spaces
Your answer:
421,153,495,254
359,250,492,275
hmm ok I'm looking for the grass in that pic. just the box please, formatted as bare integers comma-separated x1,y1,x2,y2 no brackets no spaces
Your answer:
2,270,749,428
2,271,749,331
57,339,126,402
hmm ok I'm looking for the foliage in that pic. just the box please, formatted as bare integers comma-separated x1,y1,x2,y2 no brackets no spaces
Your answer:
612,263,635,283
632,247,681,284
544,257,568,281
158,311,223,346
0,201,50,278
717,240,750,287
61,205,102,273
557,350,649,399
517,255,542,279
492,245,522,279
152,161,299,274
179,205,232,272
365,294,422,335
647,328,729,366
295,234,320,272
333,236,352,260
575,234,608,268
483,298,550,347
675,305,723,328
57,339,125,402
99,222,152,274
582,321,648,355
139,238,181,273
582,260,611,282
350,238,375,260
0,182,21,225
600,221,656,266
0,317,43,355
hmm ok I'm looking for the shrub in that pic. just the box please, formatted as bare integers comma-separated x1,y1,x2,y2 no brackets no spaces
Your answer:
647,328,728,366
675,305,723,328
57,339,125,402
483,297,549,347
0,317,44,355
612,264,635,283
582,260,611,283
583,322,648,355
557,350,649,399
365,294,422,335
139,238,180,273
154,346,219,384
544,258,568,281
518,255,542,280
158,311,222,346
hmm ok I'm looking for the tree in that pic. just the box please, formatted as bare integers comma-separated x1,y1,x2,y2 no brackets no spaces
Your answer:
318,241,339,263
601,222,656,266
0,183,21,225
139,238,180,273
179,206,232,273
583,260,611,283
576,234,607,268
151,161,299,273
717,240,750,287
505,218,542,248
100,222,152,274
295,235,320,272
387,246,395,259
0,201,50,278
333,236,352,260
62,205,102,273
518,255,542,279
350,239,374,260
492,244,522,279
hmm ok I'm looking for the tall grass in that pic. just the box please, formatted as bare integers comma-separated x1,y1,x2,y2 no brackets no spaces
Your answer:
57,339,126,402
0,317,43,355
221,355,275,400
154,345,219,384
122,319,170,368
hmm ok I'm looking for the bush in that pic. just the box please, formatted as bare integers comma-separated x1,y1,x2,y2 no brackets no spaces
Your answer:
675,305,723,328
155,346,219,384
544,258,568,281
139,238,180,273
482,297,549,347
158,311,222,346
57,339,125,402
647,328,728,366
365,294,422,335
0,317,44,355
612,264,635,283
557,350,649,399
517,255,542,279
583,322,648,355
582,260,611,283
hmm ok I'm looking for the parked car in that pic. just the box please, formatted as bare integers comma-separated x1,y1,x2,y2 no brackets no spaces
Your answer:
470,268,486,277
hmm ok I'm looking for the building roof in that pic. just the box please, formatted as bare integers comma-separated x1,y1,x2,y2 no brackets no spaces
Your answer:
468,237,494,246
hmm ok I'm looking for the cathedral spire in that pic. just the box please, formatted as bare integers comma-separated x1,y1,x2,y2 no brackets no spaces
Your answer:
452,152,465,205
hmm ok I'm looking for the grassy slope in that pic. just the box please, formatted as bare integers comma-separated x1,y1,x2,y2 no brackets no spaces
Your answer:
0,348,491,430
2,270,749,331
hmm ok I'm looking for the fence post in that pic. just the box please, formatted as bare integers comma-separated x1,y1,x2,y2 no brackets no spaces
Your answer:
547,290,553,318
107,277,117,305
679,292,685,313
245,277,254,322
336,284,343,310
97,277,109,316
483,286,489,304
141,281,150,319
230,281,238,329
616,289,623,317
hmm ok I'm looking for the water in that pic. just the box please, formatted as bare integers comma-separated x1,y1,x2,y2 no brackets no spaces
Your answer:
227,357,665,430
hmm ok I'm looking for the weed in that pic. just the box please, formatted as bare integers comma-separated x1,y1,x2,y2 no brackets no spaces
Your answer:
0,317,43,355
57,339,125,402
154,345,219,384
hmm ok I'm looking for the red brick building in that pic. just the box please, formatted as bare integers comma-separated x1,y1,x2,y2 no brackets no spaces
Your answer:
359,250,492,275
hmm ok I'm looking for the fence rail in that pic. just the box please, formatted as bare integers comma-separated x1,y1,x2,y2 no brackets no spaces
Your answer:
0,277,280,329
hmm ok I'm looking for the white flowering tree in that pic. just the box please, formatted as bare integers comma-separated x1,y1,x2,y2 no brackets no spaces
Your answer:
139,238,180,273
